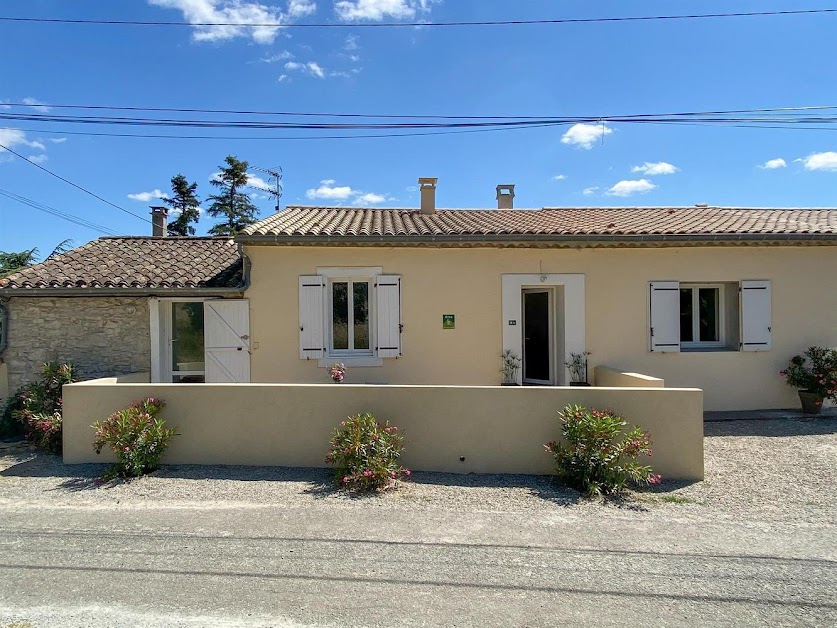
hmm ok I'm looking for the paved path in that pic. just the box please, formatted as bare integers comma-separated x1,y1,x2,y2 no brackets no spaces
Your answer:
1,501,835,627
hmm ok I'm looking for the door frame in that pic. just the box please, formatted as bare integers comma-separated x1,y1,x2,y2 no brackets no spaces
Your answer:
522,288,555,385
150,297,214,383
501,274,586,387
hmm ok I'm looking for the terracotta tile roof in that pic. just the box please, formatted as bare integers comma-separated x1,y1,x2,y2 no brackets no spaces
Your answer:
0,237,243,292
241,206,837,242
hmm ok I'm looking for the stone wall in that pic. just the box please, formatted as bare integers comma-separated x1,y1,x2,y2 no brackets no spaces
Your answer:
0,297,151,393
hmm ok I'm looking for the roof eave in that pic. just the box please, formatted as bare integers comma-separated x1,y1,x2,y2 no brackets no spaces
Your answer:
0,285,246,298
236,232,837,246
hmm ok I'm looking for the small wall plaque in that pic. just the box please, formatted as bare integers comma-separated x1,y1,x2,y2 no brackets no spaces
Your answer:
442,314,455,330
508,320,517,326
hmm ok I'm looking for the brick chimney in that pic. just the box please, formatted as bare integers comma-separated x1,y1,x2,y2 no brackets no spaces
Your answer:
496,184,515,209
150,206,168,237
419,177,437,215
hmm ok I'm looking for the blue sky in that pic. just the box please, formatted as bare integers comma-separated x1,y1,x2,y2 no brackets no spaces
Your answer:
1,0,836,256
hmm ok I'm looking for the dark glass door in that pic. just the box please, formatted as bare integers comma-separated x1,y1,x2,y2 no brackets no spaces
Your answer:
523,290,551,383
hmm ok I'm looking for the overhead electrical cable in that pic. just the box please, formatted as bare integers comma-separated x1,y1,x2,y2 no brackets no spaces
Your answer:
1,9,835,29
3,102,837,120
0,188,120,235
0,143,153,225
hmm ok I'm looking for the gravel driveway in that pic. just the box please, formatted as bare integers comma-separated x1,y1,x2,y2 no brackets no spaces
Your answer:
0,417,835,627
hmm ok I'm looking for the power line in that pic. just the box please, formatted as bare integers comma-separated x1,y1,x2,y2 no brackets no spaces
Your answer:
0,188,120,235
0,143,153,225
3,101,837,121
1,9,835,29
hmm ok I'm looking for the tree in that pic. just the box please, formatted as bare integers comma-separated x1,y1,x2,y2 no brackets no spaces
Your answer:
164,174,201,236
1,240,74,278
0,249,38,278
206,155,258,237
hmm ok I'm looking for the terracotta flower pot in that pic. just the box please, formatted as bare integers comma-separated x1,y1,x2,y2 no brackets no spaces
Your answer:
799,390,823,415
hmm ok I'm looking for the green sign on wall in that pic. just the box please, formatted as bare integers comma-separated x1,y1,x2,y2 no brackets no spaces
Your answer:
442,314,455,330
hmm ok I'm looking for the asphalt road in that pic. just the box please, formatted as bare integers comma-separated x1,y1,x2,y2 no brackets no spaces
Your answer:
1,501,835,627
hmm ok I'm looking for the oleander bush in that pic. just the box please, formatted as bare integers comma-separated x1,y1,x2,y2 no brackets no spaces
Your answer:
3,361,75,451
326,412,409,492
92,397,178,478
545,404,661,496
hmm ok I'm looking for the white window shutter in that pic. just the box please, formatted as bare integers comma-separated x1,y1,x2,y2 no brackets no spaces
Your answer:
649,281,681,353
204,300,251,383
375,275,402,358
299,276,325,359
741,280,772,351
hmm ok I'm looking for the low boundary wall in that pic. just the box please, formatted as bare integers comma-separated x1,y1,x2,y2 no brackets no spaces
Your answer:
63,378,704,480
595,366,665,388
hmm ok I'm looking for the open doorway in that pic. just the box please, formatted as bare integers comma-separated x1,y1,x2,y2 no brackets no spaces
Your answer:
522,288,555,385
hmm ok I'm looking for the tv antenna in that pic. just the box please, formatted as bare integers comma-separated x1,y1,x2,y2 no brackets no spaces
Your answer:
249,165,283,212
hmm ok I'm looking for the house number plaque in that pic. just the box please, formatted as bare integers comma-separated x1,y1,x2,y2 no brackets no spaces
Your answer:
508,320,517,326
442,314,455,330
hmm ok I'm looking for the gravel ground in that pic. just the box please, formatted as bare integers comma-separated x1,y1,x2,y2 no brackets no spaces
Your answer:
1,417,835,525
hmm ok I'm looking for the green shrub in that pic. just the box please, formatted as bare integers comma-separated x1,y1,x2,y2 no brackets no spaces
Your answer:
780,346,837,400
545,404,661,496
3,362,75,447
325,412,409,492
92,397,178,478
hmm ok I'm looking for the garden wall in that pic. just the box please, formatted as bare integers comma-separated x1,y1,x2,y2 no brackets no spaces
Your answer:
63,378,704,480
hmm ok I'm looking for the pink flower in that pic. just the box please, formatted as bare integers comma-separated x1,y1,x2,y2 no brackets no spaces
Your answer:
363,470,373,477
648,474,662,485
404,469,411,476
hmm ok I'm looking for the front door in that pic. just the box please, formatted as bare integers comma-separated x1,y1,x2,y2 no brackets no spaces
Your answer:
522,289,553,385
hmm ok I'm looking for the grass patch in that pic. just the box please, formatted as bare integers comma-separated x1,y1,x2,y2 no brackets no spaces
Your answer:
659,495,697,505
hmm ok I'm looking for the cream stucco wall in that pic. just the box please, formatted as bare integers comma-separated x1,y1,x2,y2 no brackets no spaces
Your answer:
63,380,703,480
244,245,837,411
594,366,665,388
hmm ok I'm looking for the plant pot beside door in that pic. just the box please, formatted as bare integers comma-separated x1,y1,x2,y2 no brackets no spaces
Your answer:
798,391,823,415
781,347,837,416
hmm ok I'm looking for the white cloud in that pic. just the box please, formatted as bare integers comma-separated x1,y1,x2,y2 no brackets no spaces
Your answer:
321,178,336,185
277,74,289,83
307,184,354,200
344,34,359,50
354,192,387,204
0,100,10,110
335,0,435,21
799,151,837,172
128,189,169,202
22,97,51,112
288,0,316,17
246,174,272,190
552,174,567,181
284,60,325,78
631,161,678,176
261,50,294,63
28,154,48,164
582,186,599,196
147,0,289,44
0,128,46,151
47,137,68,144
606,179,657,197
760,158,787,170
560,123,613,149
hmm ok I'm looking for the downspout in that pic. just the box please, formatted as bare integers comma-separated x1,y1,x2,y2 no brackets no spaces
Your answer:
0,298,8,355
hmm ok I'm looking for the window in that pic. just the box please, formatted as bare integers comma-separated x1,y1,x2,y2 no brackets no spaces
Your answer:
299,269,402,366
330,279,371,354
170,301,206,382
650,280,771,354
679,284,724,348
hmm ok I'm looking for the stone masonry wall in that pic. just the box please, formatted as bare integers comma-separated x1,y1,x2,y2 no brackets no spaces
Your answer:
1,297,151,393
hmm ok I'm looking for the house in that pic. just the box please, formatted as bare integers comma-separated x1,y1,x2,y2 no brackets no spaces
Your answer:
2,179,836,411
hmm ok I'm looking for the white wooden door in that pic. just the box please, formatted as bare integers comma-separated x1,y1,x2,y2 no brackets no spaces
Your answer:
204,300,251,383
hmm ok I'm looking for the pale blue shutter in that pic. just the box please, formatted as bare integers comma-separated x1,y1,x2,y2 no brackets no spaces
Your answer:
375,275,402,358
741,280,772,351
299,276,325,359
649,281,681,353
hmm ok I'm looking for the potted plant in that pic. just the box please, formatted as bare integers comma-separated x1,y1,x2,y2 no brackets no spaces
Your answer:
328,363,346,384
500,350,521,386
780,347,837,414
565,352,591,387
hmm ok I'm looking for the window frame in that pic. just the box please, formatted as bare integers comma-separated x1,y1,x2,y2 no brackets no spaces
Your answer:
317,267,383,367
327,278,373,357
679,283,726,350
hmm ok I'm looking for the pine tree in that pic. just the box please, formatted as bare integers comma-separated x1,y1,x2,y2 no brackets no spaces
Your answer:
164,174,201,236
206,156,258,237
